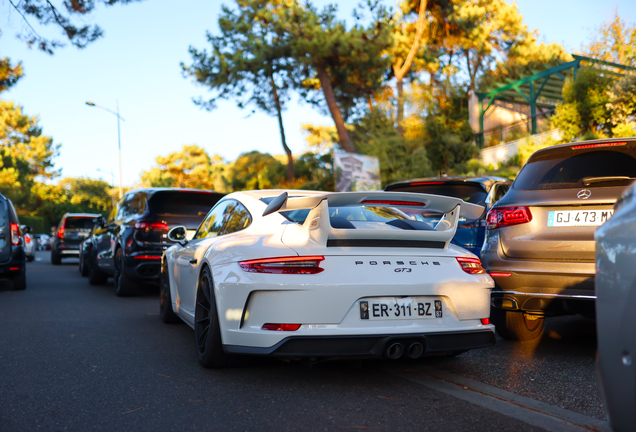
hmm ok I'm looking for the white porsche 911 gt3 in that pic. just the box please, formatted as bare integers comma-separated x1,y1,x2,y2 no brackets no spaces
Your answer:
159,190,495,368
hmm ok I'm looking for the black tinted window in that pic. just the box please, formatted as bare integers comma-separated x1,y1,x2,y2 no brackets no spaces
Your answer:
64,217,95,229
515,149,636,190
149,191,222,217
0,200,7,228
386,183,488,204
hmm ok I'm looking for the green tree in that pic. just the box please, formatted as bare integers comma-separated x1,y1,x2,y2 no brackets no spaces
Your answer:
141,145,226,191
0,100,60,179
582,8,636,67
5,0,143,53
0,30,23,93
607,74,636,137
185,0,298,182
551,67,613,141
227,150,285,190
279,0,393,152
31,178,113,228
353,110,433,185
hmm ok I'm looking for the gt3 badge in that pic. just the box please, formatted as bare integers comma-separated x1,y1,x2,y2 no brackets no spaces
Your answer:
360,301,369,320
434,300,443,318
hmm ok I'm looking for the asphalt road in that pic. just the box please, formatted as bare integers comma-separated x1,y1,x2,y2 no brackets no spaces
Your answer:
0,251,608,431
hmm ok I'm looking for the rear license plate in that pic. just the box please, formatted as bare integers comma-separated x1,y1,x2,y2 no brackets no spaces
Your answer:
547,210,613,227
359,297,442,320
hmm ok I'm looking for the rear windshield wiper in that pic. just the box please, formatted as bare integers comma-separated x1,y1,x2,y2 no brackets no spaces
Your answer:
582,176,636,186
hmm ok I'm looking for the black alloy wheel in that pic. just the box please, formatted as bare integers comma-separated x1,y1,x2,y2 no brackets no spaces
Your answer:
51,249,61,265
114,248,137,297
159,264,180,324
79,250,90,277
194,266,234,368
87,257,108,285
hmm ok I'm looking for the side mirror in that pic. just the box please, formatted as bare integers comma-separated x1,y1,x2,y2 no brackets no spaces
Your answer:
167,226,188,245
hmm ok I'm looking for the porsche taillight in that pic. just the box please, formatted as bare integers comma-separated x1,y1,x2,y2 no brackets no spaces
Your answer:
456,257,486,274
239,256,325,274
10,223,21,246
486,206,532,230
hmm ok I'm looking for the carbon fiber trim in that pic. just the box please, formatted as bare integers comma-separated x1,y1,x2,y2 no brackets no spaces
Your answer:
326,239,445,249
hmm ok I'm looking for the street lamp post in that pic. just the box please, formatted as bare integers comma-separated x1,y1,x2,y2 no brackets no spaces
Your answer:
85,101,124,199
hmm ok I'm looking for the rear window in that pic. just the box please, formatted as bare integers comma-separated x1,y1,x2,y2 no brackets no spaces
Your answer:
64,217,95,229
0,201,6,228
515,146,636,191
386,183,487,204
148,191,223,217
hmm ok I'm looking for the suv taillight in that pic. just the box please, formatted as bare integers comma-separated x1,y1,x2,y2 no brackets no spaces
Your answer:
135,221,169,231
10,223,21,246
486,206,532,230
57,227,65,239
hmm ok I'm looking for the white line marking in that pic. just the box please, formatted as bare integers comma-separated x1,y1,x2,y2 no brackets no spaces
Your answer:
386,366,610,432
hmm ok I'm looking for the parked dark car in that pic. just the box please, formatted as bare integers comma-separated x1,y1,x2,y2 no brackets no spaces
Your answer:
482,138,636,341
595,179,636,432
84,188,224,296
0,193,26,290
385,176,512,255
50,213,101,265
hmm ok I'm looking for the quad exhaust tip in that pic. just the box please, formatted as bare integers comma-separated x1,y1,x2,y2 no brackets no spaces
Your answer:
385,343,404,359
407,342,424,359
385,342,425,359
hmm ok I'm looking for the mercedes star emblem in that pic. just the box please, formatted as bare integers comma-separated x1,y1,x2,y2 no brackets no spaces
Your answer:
577,189,592,199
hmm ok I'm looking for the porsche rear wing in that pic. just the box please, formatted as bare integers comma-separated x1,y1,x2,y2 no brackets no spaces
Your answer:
264,191,485,249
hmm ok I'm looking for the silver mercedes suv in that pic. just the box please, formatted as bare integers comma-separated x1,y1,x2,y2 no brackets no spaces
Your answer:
481,138,636,341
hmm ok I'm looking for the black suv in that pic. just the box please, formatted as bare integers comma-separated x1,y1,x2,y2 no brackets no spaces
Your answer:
84,188,224,296
0,193,27,290
51,213,101,265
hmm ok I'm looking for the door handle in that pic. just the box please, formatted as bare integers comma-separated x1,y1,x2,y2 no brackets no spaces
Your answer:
189,259,198,265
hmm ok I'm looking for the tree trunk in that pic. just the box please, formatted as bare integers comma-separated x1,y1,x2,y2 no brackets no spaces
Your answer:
316,65,356,153
393,0,428,136
270,75,294,182
396,77,405,135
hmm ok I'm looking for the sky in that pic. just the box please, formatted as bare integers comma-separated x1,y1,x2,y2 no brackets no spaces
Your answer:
1,0,635,188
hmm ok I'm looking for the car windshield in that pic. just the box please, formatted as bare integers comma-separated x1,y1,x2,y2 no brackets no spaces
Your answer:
386,183,488,204
514,146,636,190
64,217,96,229
148,191,222,217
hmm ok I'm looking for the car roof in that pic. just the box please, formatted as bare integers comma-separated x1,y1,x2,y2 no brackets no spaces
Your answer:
125,187,225,196
385,176,511,191
528,137,636,161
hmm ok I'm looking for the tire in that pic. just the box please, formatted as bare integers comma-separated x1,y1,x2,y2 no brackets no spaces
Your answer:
195,266,235,368
79,252,89,277
491,308,545,341
51,250,61,265
88,259,108,285
114,248,138,297
159,264,180,324
11,268,26,291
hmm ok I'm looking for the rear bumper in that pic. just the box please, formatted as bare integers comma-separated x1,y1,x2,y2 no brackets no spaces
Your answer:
125,254,162,281
224,330,496,358
0,248,25,280
482,244,596,315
